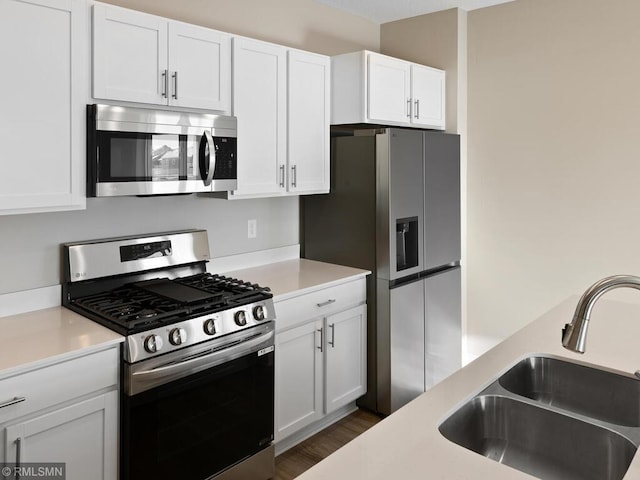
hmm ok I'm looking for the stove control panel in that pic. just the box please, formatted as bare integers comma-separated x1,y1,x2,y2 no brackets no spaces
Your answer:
126,299,275,363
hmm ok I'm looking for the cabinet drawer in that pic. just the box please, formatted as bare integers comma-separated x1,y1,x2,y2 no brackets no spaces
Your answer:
0,347,118,424
275,278,366,331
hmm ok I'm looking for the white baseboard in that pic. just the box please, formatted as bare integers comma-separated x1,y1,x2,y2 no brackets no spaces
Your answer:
208,245,300,273
275,403,358,456
0,285,61,318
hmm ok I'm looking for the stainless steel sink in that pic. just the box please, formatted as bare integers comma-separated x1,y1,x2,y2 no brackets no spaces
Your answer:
439,395,636,480
499,356,640,426
439,356,640,480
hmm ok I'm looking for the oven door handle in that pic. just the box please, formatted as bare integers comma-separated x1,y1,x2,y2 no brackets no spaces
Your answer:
130,329,273,392
198,130,216,186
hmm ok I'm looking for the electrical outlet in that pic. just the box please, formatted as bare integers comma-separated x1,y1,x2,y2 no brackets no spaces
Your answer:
248,219,257,239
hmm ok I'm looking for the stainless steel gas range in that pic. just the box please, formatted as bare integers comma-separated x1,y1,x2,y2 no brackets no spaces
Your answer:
62,230,275,480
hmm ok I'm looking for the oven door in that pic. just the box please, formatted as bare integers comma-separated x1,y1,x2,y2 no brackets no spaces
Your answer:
121,324,274,480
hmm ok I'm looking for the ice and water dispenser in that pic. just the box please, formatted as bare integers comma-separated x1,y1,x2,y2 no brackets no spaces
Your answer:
396,217,419,271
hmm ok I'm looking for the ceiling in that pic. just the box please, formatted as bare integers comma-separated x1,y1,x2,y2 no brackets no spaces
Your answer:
313,0,515,24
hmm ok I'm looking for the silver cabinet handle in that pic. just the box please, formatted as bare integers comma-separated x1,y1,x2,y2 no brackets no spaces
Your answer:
161,69,168,98
15,437,22,479
415,99,420,119
316,299,336,308
172,71,178,100
317,328,323,352
0,396,25,409
329,323,335,348
279,165,285,188
407,98,412,118
291,165,297,188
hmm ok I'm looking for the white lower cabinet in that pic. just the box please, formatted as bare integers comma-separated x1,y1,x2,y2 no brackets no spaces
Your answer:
324,305,367,414
274,278,367,446
0,347,119,480
4,392,117,480
275,319,324,440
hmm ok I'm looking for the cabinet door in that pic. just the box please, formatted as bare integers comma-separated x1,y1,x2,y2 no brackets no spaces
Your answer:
231,38,286,197
93,4,168,105
287,50,330,194
325,305,367,414
275,320,324,441
411,64,445,129
4,391,118,480
367,53,411,124
168,22,231,111
0,0,86,214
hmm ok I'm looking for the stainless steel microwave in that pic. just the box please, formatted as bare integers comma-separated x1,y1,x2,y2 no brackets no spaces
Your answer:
87,104,237,197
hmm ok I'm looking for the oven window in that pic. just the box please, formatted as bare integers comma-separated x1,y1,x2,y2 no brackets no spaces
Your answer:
121,349,274,480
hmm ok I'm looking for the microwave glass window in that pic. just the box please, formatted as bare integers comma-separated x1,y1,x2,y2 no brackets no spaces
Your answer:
109,135,150,179
151,135,180,180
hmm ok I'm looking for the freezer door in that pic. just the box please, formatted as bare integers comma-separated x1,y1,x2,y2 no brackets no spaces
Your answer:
424,132,461,270
425,267,462,389
385,279,425,414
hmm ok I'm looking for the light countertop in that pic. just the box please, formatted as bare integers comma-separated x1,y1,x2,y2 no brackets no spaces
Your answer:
222,258,370,301
0,307,123,378
296,297,640,479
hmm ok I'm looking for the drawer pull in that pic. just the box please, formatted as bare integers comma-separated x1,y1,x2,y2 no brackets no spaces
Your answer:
0,396,25,409
317,299,336,308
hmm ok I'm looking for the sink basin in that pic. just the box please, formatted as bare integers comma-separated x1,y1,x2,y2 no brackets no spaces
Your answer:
499,356,640,426
439,395,637,480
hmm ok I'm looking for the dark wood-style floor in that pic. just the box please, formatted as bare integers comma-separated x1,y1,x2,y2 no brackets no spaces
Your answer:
274,409,383,480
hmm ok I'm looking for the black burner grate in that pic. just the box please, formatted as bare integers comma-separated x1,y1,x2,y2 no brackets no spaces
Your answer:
71,274,272,331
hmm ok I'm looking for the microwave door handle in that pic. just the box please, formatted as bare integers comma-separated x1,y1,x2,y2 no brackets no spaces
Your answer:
199,130,216,186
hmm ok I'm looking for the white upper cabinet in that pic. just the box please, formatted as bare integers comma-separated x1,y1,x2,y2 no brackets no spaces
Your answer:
225,40,330,199
368,54,411,124
168,22,231,111
410,64,445,129
0,0,87,215
287,50,330,195
230,37,287,197
93,3,231,112
331,50,446,130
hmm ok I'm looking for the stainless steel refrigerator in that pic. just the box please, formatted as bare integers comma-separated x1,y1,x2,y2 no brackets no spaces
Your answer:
302,127,461,415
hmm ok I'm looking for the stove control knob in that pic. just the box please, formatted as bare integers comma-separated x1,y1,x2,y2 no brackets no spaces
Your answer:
253,305,266,321
203,319,216,336
234,310,247,326
144,334,164,354
169,328,187,346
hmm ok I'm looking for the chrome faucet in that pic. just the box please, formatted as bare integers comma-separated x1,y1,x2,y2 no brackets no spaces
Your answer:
562,275,640,353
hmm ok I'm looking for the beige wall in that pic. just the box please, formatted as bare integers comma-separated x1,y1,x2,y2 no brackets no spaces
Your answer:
380,8,466,134
467,0,640,355
99,0,379,54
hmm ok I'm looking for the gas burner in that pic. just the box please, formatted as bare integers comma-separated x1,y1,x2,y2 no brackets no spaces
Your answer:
135,309,158,319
